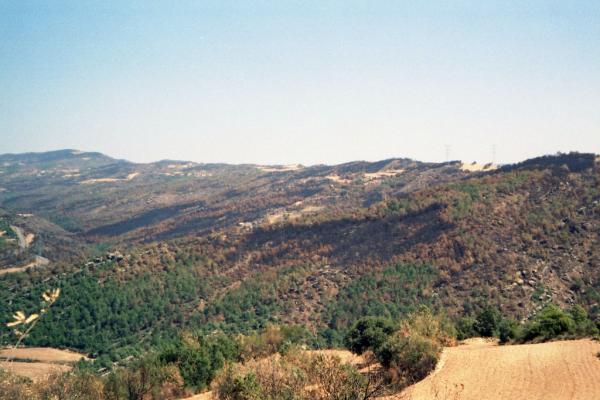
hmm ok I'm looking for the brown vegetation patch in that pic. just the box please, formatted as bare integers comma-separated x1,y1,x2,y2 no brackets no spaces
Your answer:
0,361,71,382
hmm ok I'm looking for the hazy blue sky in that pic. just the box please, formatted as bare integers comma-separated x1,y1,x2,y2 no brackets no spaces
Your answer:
1,1,599,165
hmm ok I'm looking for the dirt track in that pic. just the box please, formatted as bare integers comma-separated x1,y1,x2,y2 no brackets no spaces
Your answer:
400,339,600,400
0,255,50,275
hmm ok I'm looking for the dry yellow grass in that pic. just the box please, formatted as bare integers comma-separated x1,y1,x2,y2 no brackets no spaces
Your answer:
307,349,365,366
0,347,88,364
326,174,352,184
265,205,324,225
459,162,497,172
363,170,405,180
185,392,214,400
80,172,139,184
257,164,303,173
0,347,87,382
0,361,71,382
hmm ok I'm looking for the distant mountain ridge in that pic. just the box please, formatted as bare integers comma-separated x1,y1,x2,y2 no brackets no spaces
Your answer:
0,149,599,355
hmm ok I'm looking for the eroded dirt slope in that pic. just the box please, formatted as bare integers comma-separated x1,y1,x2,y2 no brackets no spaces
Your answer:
401,339,600,400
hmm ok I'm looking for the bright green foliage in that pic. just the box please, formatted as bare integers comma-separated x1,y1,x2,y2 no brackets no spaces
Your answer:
474,306,501,337
158,333,239,389
344,316,396,354
523,304,575,341
324,264,437,336
0,262,216,358
569,305,599,336
455,316,477,340
498,318,521,344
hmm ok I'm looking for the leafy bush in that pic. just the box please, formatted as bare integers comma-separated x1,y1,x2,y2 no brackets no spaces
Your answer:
498,318,521,344
455,316,477,340
34,370,105,400
214,367,263,400
158,333,240,389
372,307,453,388
569,305,599,336
344,316,396,354
0,365,184,400
376,333,440,386
238,325,287,361
522,304,574,342
473,306,501,337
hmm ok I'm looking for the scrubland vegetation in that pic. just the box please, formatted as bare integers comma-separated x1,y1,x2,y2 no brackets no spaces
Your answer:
2,299,598,399
455,303,599,344
1,152,600,398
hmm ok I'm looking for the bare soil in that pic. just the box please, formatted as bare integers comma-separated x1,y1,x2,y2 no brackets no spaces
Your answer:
398,338,600,400
0,255,50,275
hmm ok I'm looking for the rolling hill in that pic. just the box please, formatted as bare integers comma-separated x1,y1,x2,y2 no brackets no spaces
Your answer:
0,150,598,359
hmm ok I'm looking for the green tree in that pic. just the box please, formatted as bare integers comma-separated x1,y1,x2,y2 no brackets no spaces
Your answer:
498,318,521,344
523,304,574,341
344,316,396,354
474,306,501,337
569,305,598,336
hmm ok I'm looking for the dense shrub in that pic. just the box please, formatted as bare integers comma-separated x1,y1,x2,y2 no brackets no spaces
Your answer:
473,306,501,337
238,325,288,361
372,307,453,388
401,307,456,346
376,333,440,386
498,318,521,344
569,305,599,336
344,316,396,354
522,304,574,342
158,333,240,389
455,316,477,340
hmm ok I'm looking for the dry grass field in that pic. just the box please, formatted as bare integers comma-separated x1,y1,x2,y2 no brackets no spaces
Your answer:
0,347,87,382
0,347,88,364
0,361,71,381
